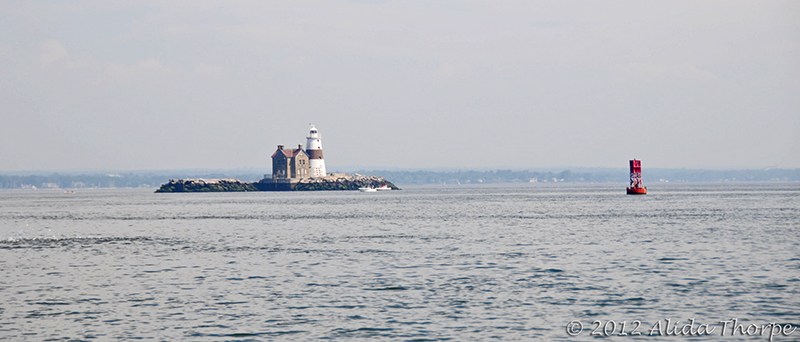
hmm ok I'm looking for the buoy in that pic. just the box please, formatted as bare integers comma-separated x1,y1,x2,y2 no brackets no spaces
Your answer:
626,159,647,195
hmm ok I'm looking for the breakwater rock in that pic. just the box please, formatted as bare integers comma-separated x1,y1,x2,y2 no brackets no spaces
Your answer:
256,173,400,191
155,179,258,192
156,174,400,192
295,173,399,191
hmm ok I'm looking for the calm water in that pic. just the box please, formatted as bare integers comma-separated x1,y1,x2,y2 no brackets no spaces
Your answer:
1,183,798,341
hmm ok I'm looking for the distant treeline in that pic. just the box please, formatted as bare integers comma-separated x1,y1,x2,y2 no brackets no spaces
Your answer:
0,173,264,189
635,168,800,183
358,169,597,185
1,168,798,189
359,168,800,185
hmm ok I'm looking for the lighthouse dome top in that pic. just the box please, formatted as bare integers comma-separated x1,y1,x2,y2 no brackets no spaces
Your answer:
307,125,320,138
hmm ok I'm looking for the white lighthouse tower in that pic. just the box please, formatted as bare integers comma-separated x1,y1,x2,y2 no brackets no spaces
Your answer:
306,125,327,178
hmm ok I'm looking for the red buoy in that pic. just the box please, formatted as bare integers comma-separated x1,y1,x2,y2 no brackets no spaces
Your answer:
626,159,647,195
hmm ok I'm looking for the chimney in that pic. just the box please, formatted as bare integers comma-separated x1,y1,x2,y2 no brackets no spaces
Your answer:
298,144,303,150
277,144,284,150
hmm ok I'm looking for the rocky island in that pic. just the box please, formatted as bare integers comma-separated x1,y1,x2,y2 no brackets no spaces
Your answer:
156,125,399,193
155,173,399,193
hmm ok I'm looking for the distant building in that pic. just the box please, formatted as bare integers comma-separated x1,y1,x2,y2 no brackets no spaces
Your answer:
270,125,328,180
271,144,310,179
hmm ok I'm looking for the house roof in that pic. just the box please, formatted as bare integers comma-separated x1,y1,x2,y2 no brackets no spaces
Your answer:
271,148,306,158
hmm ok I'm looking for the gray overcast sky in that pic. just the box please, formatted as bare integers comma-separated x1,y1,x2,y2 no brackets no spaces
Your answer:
1,1,798,171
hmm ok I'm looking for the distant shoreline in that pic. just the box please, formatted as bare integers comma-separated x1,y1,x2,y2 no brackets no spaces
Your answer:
2,181,799,192
1,168,798,189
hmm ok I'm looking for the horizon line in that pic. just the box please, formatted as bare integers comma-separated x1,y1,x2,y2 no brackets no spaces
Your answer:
1,165,795,175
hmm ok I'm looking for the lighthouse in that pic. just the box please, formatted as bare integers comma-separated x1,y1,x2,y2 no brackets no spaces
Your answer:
306,125,327,178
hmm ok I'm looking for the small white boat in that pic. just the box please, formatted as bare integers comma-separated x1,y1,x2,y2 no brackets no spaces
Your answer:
375,185,392,191
358,187,377,192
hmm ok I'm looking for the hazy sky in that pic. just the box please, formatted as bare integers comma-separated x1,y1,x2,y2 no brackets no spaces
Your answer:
1,1,798,171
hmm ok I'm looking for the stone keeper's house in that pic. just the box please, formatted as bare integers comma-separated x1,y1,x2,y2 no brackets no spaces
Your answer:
271,145,310,180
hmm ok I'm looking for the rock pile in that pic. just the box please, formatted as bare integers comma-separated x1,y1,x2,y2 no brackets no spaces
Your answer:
293,174,399,191
155,179,258,192
157,174,400,192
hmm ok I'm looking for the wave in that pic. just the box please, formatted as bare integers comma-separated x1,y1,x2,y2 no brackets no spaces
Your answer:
0,236,177,249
